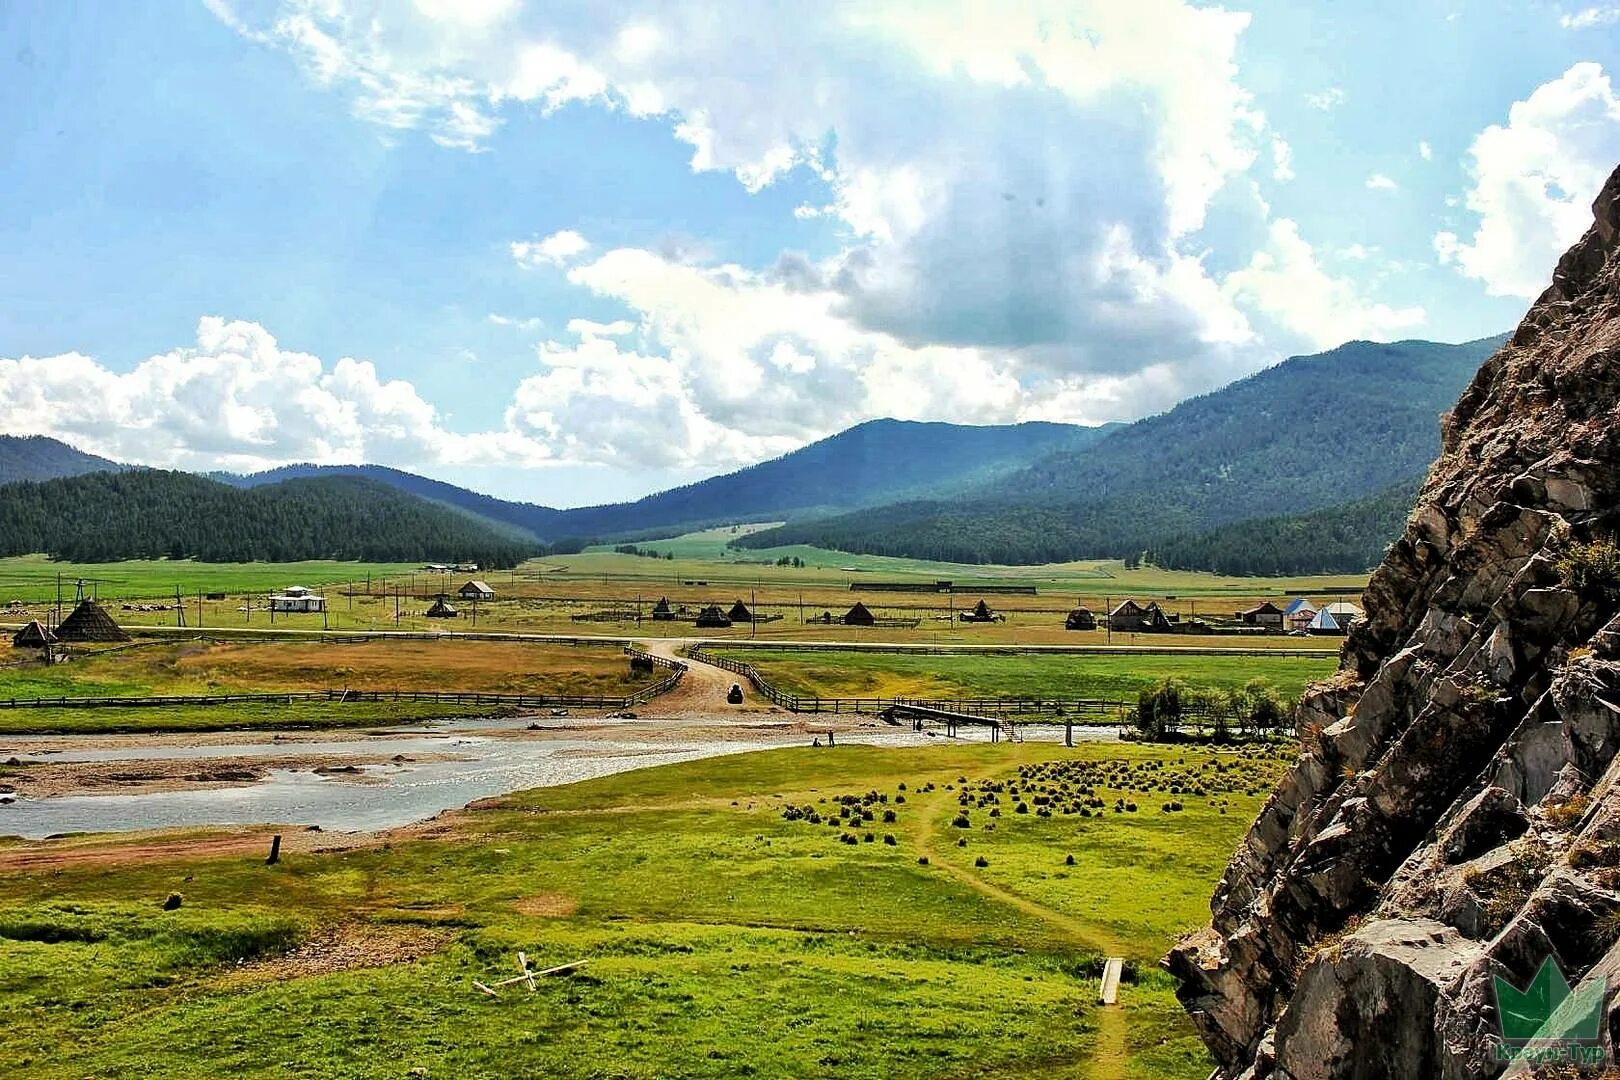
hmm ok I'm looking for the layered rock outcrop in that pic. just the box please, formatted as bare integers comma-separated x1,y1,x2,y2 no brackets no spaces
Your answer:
1167,165,1620,1078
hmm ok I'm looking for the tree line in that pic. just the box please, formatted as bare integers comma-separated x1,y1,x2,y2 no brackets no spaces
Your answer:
0,470,539,566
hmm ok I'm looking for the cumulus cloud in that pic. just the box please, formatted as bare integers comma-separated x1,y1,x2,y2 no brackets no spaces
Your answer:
0,318,541,471
1225,220,1426,349
1306,87,1346,110
511,229,591,267
172,1,1429,468
1365,173,1398,190
1560,6,1620,28
1418,140,1433,160
1435,62,1620,298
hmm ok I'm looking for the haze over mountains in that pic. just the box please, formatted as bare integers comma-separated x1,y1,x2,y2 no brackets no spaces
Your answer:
0,334,1505,571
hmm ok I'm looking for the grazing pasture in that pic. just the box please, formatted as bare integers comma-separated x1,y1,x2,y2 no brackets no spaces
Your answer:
0,741,1288,1078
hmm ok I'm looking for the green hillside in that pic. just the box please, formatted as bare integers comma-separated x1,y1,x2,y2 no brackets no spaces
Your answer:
0,470,537,566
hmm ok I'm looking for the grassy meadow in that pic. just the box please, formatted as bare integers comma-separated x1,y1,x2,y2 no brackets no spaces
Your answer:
0,740,1286,1078
0,638,654,734
711,648,1338,704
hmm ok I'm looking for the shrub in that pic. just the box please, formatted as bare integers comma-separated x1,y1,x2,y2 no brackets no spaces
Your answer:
1556,539,1620,603
917,855,929,865
883,834,897,845
1065,854,1076,866
973,855,989,868
1546,794,1591,831
882,809,896,823
952,813,971,828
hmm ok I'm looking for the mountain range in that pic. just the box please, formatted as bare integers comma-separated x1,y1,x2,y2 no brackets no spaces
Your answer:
0,333,1507,571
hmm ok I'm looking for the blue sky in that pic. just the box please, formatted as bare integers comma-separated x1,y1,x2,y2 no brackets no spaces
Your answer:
2,0,1618,505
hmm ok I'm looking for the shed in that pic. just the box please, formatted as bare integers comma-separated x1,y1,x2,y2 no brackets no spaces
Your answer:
844,601,876,626
13,620,56,648
1323,601,1364,625
458,580,495,602
694,605,733,628
728,600,754,623
425,597,458,619
1064,608,1096,631
1238,601,1285,628
53,599,131,643
651,597,675,622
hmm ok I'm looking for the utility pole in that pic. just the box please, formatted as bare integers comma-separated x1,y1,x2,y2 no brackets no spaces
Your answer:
197,590,203,630
175,586,186,628
1105,595,1112,645
750,588,757,639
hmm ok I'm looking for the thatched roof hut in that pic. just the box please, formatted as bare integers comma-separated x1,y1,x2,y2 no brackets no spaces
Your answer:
1064,608,1096,631
13,620,56,648
53,599,131,643
651,597,675,621
694,605,733,628
425,597,458,619
844,601,875,626
728,600,754,623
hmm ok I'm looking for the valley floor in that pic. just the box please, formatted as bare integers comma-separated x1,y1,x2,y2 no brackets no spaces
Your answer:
0,740,1285,1079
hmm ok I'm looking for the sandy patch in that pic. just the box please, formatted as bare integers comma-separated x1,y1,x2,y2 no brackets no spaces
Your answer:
222,923,454,986
0,752,464,798
512,891,579,918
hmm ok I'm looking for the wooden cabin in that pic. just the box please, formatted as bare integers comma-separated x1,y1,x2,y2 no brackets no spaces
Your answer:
1064,608,1096,631
1238,601,1285,628
458,580,495,602
844,601,876,626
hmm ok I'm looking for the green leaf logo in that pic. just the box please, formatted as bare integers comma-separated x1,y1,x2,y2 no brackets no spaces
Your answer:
1494,956,1604,1045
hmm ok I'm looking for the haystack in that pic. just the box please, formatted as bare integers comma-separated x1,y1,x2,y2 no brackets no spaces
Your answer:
728,600,754,623
53,599,131,643
13,620,56,648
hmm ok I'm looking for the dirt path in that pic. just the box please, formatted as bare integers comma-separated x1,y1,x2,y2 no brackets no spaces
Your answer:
912,790,1129,1080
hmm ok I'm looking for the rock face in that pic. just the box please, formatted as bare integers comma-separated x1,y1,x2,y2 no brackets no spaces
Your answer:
1167,164,1620,1079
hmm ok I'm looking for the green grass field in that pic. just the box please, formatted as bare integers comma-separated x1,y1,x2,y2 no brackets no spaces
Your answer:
713,648,1337,703
0,741,1282,1078
0,555,420,602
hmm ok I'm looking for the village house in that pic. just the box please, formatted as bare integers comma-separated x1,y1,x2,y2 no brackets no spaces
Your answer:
694,605,733,628
458,580,495,602
650,597,675,621
844,601,876,626
1238,601,1285,629
1284,598,1318,632
269,585,326,614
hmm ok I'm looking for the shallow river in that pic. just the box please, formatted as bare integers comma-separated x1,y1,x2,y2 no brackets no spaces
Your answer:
0,721,1115,840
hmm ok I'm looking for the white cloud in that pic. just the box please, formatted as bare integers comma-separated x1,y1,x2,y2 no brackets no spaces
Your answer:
1560,6,1620,28
1225,219,1426,349
0,318,545,472
487,313,542,331
1418,140,1433,160
1305,87,1346,110
1271,135,1295,181
181,0,1418,467
1435,62,1620,297
1365,173,1398,190
511,229,591,267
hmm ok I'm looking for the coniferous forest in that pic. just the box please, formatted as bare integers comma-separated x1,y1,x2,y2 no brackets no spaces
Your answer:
0,470,537,566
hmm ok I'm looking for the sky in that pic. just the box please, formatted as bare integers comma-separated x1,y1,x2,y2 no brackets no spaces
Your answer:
2,0,1619,506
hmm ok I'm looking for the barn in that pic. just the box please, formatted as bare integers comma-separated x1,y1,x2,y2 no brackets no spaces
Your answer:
651,597,675,621
844,601,876,626
728,600,754,623
458,580,495,602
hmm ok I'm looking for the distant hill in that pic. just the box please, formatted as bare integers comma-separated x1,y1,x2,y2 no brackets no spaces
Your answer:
1141,480,1421,576
227,420,1110,544
735,336,1506,565
0,470,537,566
0,435,120,485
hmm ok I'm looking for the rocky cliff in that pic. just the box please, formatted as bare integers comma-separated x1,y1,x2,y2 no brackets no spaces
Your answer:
1167,164,1620,1079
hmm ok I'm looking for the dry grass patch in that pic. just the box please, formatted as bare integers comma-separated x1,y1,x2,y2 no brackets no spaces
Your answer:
222,922,453,986
512,892,580,918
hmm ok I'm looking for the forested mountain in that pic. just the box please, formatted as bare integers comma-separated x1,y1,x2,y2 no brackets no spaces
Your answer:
735,336,1505,565
0,435,120,485
219,463,547,544
1140,480,1421,576
0,470,536,566
227,419,1109,543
